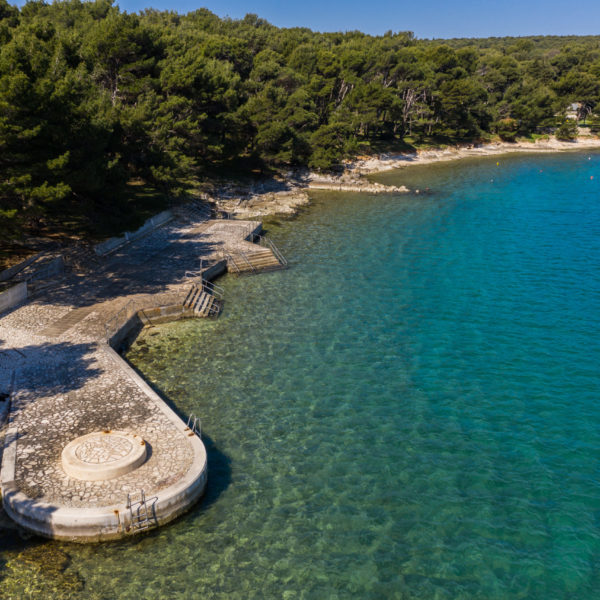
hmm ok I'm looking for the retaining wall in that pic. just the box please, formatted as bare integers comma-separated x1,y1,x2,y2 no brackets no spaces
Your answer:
94,210,174,256
29,256,64,281
201,259,228,282
108,312,145,351
0,253,44,283
0,282,27,314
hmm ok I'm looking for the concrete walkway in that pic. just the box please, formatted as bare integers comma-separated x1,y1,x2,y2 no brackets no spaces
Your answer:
0,215,266,541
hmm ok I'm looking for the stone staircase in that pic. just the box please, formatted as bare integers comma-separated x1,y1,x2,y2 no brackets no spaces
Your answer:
234,247,284,274
183,283,222,317
224,232,288,275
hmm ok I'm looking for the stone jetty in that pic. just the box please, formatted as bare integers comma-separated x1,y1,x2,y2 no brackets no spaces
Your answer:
0,208,286,541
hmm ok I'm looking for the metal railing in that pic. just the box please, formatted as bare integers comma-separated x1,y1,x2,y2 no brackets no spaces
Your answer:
188,201,211,219
219,251,242,275
104,299,139,340
201,279,224,300
237,250,257,274
214,208,233,219
242,222,258,240
184,258,211,282
175,200,212,224
183,281,223,318
103,291,187,339
248,233,288,267
184,261,224,301
206,297,222,318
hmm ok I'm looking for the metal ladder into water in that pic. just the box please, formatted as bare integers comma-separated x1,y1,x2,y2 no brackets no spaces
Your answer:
126,490,158,533
186,413,202,438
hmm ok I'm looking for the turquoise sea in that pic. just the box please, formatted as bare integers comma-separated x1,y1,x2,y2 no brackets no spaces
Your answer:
2,151,600,599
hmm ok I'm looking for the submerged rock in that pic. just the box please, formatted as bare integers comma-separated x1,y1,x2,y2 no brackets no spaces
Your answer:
1,543,85,599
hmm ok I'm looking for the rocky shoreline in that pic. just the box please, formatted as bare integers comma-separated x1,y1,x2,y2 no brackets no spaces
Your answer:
206,136,600,219
203,169,410,220
345,136,600,175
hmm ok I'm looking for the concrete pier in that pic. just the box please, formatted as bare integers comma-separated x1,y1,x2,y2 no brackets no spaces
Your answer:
0,214,281,541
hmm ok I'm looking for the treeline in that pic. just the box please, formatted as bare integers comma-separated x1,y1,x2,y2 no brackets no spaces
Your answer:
2,0,600,236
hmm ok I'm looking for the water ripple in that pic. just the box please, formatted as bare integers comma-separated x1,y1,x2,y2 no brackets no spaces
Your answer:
5,152,599,599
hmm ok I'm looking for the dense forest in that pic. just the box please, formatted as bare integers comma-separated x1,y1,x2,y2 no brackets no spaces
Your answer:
2,0,600,241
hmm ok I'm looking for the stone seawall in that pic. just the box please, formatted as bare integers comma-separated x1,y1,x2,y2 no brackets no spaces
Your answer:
307,181,409,194
94,210,174,256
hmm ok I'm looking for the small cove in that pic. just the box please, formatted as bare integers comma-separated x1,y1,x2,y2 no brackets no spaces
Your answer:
2,152,600,598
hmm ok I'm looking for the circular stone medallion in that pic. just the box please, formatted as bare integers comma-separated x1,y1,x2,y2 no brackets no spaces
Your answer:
61,431,147,481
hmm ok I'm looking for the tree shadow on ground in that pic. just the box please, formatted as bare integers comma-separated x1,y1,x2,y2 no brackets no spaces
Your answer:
0,219,233,319
0,339,103,403
0,336,232,555
37,229,225,308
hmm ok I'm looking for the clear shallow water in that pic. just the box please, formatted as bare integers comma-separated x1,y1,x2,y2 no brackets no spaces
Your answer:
2,152,600,599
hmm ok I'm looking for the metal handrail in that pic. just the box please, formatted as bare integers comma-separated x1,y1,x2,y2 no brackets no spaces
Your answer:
242,223,257,240
201,279,224,299
184,258,205,281
183,281,223,318
236,250,256,274
229,254,242,274
220,251,242,275
185,272,221,290
207,301,221,317
184,270,202,279
104,291,188,339
104,299,138,339
249,234,288,267
126,490,158,532
267,239,287,267
184,258,224,299
176,201,211,223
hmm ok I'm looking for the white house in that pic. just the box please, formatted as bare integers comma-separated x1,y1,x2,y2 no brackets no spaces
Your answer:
565,102,581,120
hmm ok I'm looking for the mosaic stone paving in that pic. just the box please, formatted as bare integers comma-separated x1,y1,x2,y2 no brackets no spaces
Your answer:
75,434,133,464
0,216,259,511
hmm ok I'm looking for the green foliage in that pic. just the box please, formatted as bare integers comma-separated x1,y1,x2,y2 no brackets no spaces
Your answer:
555,120,578,140
495,117,519,141
309,123,356,170
588,113,600,134
3,2,600,240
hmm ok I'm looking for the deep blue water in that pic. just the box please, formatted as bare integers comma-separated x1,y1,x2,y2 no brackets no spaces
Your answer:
2,152,600,598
